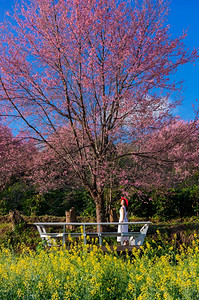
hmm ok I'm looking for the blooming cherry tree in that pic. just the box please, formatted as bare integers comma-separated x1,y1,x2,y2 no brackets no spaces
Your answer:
0,124,35,190
0,0,198,221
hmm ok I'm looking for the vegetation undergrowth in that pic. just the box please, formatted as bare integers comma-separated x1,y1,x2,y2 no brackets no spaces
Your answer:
0,235,199,300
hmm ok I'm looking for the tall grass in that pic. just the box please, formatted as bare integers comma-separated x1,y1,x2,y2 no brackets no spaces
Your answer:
0,237,199,299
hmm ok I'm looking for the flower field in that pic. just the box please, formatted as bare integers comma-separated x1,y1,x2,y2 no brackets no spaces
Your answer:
0,239,199,300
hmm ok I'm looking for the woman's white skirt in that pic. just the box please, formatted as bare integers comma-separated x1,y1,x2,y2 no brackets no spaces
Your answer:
117,223,129,242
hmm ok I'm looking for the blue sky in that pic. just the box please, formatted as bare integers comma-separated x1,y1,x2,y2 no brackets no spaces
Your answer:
168,0,199,120
0,0,199,121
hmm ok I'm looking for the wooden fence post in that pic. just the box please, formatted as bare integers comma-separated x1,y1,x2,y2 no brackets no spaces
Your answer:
65,207,77,230
9,209,27,231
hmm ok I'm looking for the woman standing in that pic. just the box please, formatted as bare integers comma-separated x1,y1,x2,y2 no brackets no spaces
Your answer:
117,197,129,245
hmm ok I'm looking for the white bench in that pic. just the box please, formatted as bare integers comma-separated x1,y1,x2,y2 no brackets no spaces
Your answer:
34,222,151,247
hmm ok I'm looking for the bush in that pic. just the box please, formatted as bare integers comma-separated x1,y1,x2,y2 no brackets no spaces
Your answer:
0,184,96,217
129,185,199,220
0,182,36,215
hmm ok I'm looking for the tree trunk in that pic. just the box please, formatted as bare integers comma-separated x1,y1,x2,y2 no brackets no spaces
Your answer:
94,194,106,232
88,188,106,223
85,186,106,230
109,208,118,222
96,199,105,223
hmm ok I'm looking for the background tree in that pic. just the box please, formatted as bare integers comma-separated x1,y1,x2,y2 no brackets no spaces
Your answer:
0,0,198,222
0,124,35,190
0,124,36,213
130,119,199,190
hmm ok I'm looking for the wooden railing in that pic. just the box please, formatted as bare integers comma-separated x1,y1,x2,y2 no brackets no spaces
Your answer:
35,221,151,247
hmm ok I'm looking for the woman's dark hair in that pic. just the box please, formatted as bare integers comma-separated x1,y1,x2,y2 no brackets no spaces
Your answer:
121,199,128,211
